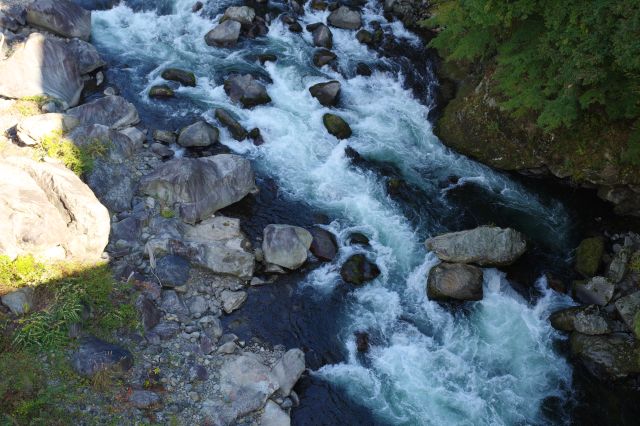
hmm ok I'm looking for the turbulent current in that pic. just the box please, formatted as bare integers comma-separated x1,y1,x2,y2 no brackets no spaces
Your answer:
92,1,579,424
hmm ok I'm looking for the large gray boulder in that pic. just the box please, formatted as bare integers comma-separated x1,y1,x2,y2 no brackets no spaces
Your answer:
26,0,91,41
425,226,527,266
427,262,484,301
570,333,640,381
261,401,291,426
66,95,139,130
0,33,83,108
67,39,105,74
16,113,80,146
221,6,255,26
205,20,241,47
215,108,247,141
177,121,219,147
0,156,110,261
309,81,341,107
262,225,313,270
311,23,333,49
614,291,640,332
549,305,611,335
575,276,615,306
224,74,271,108
139,155,256,224
271,349,305,396
327,6,362,30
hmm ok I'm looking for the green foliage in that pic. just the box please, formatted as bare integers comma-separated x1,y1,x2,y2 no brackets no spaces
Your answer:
0,255,50,289
160,207,176,218
38,131,108,176
427,0,640,159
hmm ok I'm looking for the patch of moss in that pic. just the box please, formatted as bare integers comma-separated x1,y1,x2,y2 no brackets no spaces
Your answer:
629,251,640,273
574,237,605,277
0,255,51,291
39,131,109,176
160,207,176,219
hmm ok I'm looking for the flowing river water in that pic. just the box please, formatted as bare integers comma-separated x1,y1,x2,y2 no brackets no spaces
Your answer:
84,0,619,424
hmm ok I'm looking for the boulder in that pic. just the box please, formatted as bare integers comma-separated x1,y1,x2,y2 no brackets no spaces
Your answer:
26,0,91,41
575,276,615,306
425,226,527,266
271,349,305,396
427,262,483,301
119,127,145,149
323,113,352,139
128,390,160,409
215,108,248,141
327,6,362,30
149,84,174,98
262,225,313,270
340,254,380,285
261,401,291,426
0,156,109,261
349,232,370,246
549,305,611,335
356,29,373,45
177,121,219,147
614,291,640,332
313,49,337,67
160,290,190,320
161,68,196,87
67,39,105,74
220,289,247,313
309,227,338,261
71,336,133,377
147,216,255,278
1,287,34,316
0,33,83,108
224,74,271,108
139,155,255,224
221,6,255,26
205,20,242,48
575,236,604,277
607,247,630,283
153,129,176,144
311,23,333,49
151,143,174,159
155,255,191,287
16,113,80,146
309,81,341,107
66,95,140,130
570,333,640,381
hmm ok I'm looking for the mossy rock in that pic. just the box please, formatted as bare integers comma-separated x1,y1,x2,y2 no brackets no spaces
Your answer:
323,113,352,139
575,237,605,277
149,85,174,98
161,68,196,87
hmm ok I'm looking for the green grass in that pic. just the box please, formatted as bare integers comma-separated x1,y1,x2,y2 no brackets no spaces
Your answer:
0,255,50,290
38,131,109,177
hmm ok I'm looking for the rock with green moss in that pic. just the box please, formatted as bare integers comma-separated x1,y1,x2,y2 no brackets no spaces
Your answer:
549,305,611,335
161,68,196,87
149,85,175,99
323,113,352,139
574,276,614,306
340,254,380,285
575,237,605,277
570,333,640,381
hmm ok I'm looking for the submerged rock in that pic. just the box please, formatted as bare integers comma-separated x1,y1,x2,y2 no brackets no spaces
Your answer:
215,108,248,141
570,333,640,381
309,227,338,261
323,113,352,139
328,6,362,30
575,237,605,277
71,336,133,377
177,121,219,147
26,0,91,41
262,225,313,270
575,276,615,306
149,84,174,98
67,95,140,130
205,20,242,47
224,74,271,108
427,262,483,301
356,62,372,76
313,49,337,67
340,254,380,285
425,226,527,266
309,81,341,107
139,155,255,224
161,68,196,87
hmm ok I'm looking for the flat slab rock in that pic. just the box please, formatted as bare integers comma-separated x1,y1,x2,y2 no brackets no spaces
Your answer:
426,226,527,266
66,95,140,130
26,0,91,40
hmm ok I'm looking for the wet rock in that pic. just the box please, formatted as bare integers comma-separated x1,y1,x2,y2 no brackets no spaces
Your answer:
309,227,338,261
614,291,640,333
221,6,255,26
67,39,105,74
153,129,176,144
192,1,203,13
550,305,611,335
258,54,277,64
356,29,374,45
16,113,80,146
27,0,91,41
249,127,265,145
220,290,248,314
349,232,370,246
355,331,369,352
272,349,305,396
177,121,219,147
340,254,380,285
215,108,248,141
310,0,328,11
151,143,174,158
161,68,196,87
224,74,271,108
427,262,483,301
0,33,83,108
261,400,291,426
136,295,161,331
425,226,527,266
575,276,614,306
140,155,255,224
1,287,34,316
205,20,242,48
149,84,174,99
71,336,133,377
155,255,191,287
328,6,362,30
262,224,313,270
356,62,372,76
309,81,341,107
67,95,140,130
313,49,337,67
0,156,110,261
323,113,352,139
575,236,605,277
129,390,160,409
570,333,640,381
311,23,333,49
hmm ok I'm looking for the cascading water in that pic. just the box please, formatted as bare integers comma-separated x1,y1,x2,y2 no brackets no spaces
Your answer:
92,1,578,424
